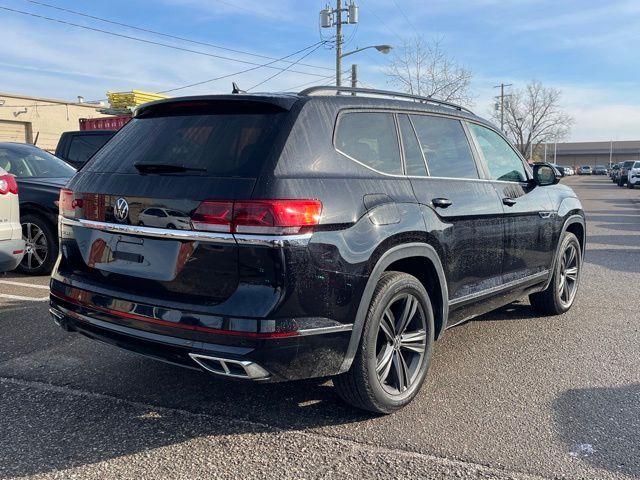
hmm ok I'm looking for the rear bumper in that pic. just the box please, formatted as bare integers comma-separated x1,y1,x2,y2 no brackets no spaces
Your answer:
0,238,25,272
49,284,353,382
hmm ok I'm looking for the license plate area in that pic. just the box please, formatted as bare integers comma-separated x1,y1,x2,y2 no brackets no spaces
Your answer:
73,227,194,282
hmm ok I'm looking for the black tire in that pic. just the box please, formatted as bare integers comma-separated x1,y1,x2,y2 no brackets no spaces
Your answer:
334,271,435,414
529,232,581,315
16,214,58,276
627,181,634,189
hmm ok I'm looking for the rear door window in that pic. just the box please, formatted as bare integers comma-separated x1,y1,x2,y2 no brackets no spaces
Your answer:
335,112,402,175
85,109,285,177
410,115,479,179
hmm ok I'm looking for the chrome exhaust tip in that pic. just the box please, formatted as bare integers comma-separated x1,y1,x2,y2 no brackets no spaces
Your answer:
188,353,270,380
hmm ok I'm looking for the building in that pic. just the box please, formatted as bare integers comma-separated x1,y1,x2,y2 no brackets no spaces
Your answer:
0,92,109,152
540,140,640,168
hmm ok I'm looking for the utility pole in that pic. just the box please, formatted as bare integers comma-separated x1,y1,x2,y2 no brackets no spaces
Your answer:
351,64,358,90
335,1,342,87
609,139,613,168
493,83,512,132
320,2,359,87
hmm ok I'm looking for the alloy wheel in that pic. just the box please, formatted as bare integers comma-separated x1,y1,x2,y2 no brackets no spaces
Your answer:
375,292,427,395
557,243,579,307
21,222,48,271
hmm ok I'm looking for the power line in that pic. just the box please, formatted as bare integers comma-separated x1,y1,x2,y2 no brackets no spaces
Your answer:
389,0,419,37
0,6,331,79
159,41,326,94
247,43,326,92
357,1,404,43
25,0,333,73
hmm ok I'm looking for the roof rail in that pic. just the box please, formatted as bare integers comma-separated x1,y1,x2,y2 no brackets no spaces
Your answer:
299,86,473,114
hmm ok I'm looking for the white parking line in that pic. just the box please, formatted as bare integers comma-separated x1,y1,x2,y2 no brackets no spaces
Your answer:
0,293,49,302
0,279,50,290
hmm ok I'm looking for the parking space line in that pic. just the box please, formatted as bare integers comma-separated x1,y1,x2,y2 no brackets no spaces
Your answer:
0,293,49,302
0,279,50,290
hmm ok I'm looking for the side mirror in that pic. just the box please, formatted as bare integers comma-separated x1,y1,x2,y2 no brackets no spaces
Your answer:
532,163,560,186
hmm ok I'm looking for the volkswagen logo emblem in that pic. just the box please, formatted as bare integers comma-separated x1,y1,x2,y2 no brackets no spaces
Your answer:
114,198,129,223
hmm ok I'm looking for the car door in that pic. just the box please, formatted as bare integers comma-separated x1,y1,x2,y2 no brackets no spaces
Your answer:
466,122,555,284
401,113,505,302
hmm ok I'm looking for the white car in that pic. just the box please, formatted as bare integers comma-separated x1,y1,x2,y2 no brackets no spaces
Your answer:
138,207,191,230
627,161,640,188
0,167,25,271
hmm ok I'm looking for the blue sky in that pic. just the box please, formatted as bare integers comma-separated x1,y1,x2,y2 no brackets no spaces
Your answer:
1,0,639,141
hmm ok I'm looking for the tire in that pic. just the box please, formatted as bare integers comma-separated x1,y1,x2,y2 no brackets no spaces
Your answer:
627,181,634,189
334,271,435,414
16,214,58,276
529,232,581,315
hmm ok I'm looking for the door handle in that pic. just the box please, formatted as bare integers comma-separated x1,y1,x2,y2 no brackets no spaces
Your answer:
502,197,517,207
432,198,452,208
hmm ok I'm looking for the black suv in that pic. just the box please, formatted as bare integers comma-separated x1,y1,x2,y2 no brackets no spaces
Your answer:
50,87,586,413
617,160,636,187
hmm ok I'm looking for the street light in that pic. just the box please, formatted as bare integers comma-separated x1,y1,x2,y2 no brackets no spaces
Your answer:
341,45,392,89
340,44,392,58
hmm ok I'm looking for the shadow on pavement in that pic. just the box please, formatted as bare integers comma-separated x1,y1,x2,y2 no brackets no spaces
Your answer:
553,384,640,478
584,249,640,274
0,369,372,477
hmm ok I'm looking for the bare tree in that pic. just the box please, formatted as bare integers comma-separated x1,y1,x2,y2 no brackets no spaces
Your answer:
385,37,473,106
496,81,574,159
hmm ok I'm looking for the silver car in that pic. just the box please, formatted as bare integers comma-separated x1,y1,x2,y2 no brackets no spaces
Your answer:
0,167,25,271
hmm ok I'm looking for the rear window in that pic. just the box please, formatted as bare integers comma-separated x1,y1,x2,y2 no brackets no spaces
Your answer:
67,134,113,164
84,111,285,177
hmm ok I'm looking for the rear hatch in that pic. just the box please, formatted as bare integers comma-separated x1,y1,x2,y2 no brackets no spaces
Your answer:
56,96,299,312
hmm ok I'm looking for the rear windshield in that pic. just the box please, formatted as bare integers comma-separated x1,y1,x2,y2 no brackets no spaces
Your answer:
84,111,285,177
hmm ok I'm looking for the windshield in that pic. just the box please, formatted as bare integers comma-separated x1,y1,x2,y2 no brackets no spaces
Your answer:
0,146,76,178
85,111,285,177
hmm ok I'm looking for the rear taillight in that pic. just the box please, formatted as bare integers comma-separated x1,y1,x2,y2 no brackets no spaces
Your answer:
0,174,18,195
192,200,322,235
59,188,84,218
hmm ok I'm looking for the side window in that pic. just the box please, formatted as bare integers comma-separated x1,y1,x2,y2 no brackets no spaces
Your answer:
468,123,527,182
335,112,402,175
410,115,478,179
398,114,427,176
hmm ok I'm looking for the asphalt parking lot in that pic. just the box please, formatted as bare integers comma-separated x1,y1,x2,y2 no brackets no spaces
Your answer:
1,175,638,480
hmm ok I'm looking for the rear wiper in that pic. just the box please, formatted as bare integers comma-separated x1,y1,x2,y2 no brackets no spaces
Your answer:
134,163,207,174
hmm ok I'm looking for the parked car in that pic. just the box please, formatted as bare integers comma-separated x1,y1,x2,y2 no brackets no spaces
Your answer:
549,163,565,176
626,161,640,188
138,207,191,229
50,88,586,413
617,160,636,187
561,166,574,176
0,143,75,274
594,165,607,175
55,130,115,170
0,167,25,272
578,165,592,175
610,163,622,182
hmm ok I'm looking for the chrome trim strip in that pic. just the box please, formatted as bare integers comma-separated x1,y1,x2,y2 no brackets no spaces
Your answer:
60,217,313,246
60,217,236,243
297,324,353,336
448,271,550,307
